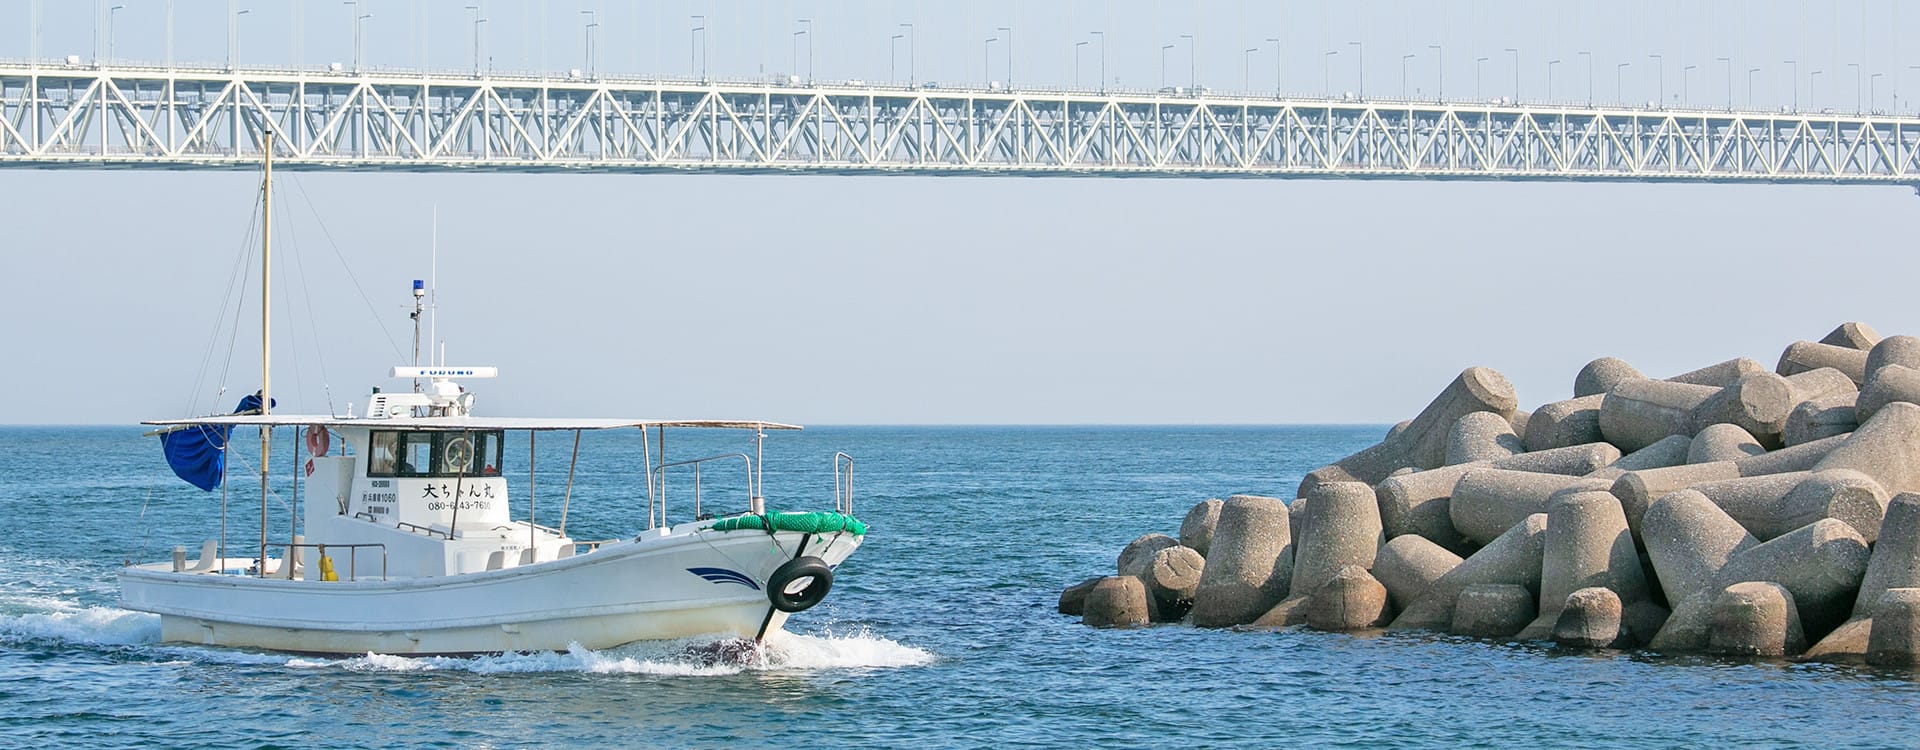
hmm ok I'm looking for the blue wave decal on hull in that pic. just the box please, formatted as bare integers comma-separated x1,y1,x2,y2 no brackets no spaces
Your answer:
687,567,761,590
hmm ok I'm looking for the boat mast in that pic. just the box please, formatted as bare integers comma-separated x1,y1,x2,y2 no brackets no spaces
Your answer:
258,129,273,577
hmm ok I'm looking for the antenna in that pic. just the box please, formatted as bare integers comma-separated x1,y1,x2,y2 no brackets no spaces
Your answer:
430,204,439,366
409,279,425,392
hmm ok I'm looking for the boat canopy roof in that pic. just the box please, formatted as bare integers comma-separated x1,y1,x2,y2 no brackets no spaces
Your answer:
142,415,802,431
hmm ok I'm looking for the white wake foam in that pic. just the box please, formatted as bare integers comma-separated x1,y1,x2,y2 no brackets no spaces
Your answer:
283,628,936,676
0,605,161,646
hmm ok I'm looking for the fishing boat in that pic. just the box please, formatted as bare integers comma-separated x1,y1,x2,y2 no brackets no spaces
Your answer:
119,132,866,655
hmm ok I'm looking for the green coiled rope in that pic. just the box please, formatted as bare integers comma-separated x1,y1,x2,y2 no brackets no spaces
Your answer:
708,511,869,536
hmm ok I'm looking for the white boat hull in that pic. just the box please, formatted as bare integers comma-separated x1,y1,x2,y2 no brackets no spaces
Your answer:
121,527,861,655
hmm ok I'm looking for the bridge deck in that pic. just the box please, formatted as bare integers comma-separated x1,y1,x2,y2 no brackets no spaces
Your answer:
3,62,1918,184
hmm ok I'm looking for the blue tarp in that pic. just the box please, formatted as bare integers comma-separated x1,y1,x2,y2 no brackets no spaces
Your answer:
158,394,275,492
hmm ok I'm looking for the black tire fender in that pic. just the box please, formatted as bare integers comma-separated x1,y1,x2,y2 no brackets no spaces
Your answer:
766,556,834,613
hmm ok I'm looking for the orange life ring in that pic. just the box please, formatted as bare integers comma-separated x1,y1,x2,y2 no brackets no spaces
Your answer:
305,426,330,457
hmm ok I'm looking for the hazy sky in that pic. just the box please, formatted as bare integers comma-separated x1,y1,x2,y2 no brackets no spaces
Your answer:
5,1,1920,425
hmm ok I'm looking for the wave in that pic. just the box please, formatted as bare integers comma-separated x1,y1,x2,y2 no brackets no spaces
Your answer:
0,605,160,646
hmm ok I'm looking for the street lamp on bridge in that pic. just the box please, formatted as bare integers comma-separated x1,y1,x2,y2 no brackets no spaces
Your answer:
1475,56,1488,100
1323,49,1337,95
1429,44,1443,100
1182,34,1196,90
1749,67,1761,108
895,33,909,83
900,24,915,85
1505,48,1519,102
1649,54,1665,106
1348,40,1363,98
1718,57,1732,110
1811,69,1824,110
108,4,125,65
1268,38,1282,95
1577,50,1591,105
793,19,812,83
580,10,599,78
999,27,1013,87
691,15,707,81
1617,62,1631,105
1162,44,1176,89
1547,58,1560,100
1074,41,1088,88
986,36,1000,86
1684,64,1697,105
1090,31,1106,93
1245,48,1258,92
465,6,487,76
231,8,249,69
1401,53,1414,98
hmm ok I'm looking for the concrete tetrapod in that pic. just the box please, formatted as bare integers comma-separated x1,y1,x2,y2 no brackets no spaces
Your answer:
1059,577,1101,616
1509,410,1532,445
1447,411,1524,465
1650,518,1870,652
1689,373,1799,447
1575,357,1646,398
1611,463,1741,535
1374,464,1478,552
1493,443,1622,476
1733,432,1851,476
1178,499,1223,557
1450,470,1611,546
1586,434,1692,482
1639,489,1759,609
1735,431,1850,479
1855,494,1920,617
1864,335,1920,382
1866,589,1920,666
1599,380,1720,452
1687,423,1766,464
1451,583,1536,638
1300,367,1518,493
1819,321,1882,350
1777,341,1869,385
1771,469,1890,543
1304,565,1391,632
1390,514,1548,630
1812,401,1920,496
1081,576,1152,628
1517,490,1648,641
1117,533,1179,577
1190,495,1293,628
1260,482,1383,627
1143,546,1206,621
1690,368,1856,448
1666,358,1766,388
1807,492,1920,658
1684,471,1813,540
1552,587,1625,649
1707,581,1806,657
1290,482,1383,596
1371,535,1464,611
1855,364,1920,424
1783,394,1858,448
1525,395,1605,452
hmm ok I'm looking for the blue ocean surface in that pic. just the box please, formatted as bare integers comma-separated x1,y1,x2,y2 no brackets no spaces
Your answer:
1,425,1916,748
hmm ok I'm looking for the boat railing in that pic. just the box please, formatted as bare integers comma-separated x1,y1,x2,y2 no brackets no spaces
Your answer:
263,542,389,581
834,453,855,515
656,453,753,525
394,520,453,540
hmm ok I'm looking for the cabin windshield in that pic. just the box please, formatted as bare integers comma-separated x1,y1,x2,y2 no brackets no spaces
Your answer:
368,430,504,478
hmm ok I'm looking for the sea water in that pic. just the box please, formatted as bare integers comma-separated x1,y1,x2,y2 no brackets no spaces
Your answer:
1,425,1915,748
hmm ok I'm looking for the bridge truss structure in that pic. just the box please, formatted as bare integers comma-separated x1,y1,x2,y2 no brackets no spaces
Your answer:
4,62,1920,185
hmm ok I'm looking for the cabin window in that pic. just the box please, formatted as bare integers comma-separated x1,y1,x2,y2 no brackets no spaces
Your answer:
368,430,504,478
